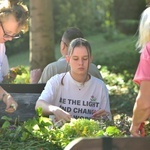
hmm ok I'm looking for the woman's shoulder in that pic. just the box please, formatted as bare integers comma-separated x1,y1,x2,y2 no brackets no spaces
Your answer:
90,76,108,91
51,72,66,79
46,72,66,83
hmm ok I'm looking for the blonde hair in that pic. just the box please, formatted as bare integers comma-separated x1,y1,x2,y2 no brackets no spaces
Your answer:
0,0,29,32
0,0,9,10
136,7,150,52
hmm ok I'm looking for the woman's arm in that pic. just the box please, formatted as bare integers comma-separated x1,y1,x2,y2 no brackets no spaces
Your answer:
35,100,71,122
130,81,150,136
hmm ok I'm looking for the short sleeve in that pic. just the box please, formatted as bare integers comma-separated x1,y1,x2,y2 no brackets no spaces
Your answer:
133,43,150,85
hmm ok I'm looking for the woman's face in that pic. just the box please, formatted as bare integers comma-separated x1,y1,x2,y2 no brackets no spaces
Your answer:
0,15,21,43
67,46,92,75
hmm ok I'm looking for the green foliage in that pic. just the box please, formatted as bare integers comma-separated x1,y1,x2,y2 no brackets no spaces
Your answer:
91,34,139,75
13,71,30,84
4,65,30,84
105,126,122,137
118,19,139,35
21,108,54,141
61,118,100,137
103,27,126,42
50,0,113,41
0,110,132,149
100,66,138,116
145,122,150,136
113,0,146,34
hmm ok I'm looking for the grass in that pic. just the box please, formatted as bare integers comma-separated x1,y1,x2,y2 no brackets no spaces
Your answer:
8,51,30,68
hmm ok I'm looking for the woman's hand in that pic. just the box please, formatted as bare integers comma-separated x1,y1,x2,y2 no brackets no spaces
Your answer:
9,70,17,81
91,109,110,120
50,105,71,123
130,123,145,137
3,95,18,113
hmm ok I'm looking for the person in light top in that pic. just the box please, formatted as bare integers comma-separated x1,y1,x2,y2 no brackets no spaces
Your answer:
0,0,28,112
35,38,111,122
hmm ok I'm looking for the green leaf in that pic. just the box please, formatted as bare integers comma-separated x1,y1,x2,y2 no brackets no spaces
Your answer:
1,116,12,121
105,126,122,137
36,107,43,116
2,121,10,129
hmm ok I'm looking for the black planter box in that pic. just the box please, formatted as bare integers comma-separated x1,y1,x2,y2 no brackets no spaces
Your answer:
0,84,45,123
0,83,45,93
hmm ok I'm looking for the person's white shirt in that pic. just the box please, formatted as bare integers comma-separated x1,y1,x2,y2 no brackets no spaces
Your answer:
0,43,9,83
38,72,111,119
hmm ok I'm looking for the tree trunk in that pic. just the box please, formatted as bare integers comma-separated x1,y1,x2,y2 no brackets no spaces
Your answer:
29,0,55,70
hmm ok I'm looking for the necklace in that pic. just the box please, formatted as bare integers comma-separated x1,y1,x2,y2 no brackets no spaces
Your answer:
73,80,84,90
71,74,90,90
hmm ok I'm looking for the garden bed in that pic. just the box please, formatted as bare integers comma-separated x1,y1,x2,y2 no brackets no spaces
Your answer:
0,84,150,150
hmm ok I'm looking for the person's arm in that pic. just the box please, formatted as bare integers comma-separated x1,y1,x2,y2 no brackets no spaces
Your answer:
30,69,42,83
0,86,18,113
130,81,150,137
36,75,71,122
35,100,71,122
35,100,53,116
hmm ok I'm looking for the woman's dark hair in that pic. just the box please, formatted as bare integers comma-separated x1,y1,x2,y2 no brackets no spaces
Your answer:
62,27,84,46
61,38,92,85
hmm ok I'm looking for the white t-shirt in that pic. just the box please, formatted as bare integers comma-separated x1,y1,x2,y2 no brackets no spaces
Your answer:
38,72,111,119
0,43,9,82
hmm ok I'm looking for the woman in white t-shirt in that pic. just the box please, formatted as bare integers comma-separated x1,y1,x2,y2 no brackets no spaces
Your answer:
35,38,111,122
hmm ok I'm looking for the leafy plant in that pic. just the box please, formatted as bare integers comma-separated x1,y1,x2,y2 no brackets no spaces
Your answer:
4,65,30,84
0,108,133,149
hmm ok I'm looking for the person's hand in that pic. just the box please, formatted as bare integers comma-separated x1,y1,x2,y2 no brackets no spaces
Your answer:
30,69,42,83
3,70,17,83
9,70,17,81
91,109,110,120
4,95,18,113
130,123,145,137
50,105,71,123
